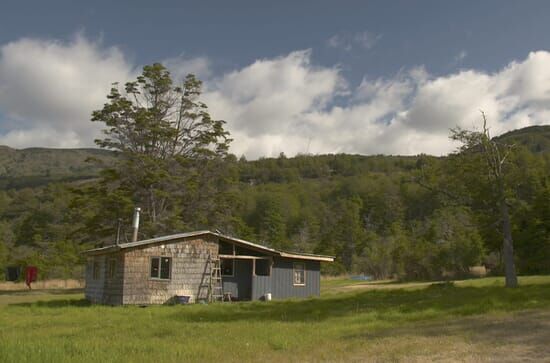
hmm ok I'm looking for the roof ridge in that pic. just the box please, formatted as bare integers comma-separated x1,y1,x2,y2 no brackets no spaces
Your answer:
84,229,334,262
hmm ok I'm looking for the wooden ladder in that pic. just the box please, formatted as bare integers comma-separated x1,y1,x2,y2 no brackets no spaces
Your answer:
209,255,224,302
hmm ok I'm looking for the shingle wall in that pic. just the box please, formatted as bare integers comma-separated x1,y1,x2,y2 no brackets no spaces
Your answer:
122,235,218,305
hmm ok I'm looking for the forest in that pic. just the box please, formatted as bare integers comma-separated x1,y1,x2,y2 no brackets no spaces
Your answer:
1,64,549,282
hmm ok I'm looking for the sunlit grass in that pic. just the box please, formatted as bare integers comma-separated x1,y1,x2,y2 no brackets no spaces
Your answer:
1,276,549,362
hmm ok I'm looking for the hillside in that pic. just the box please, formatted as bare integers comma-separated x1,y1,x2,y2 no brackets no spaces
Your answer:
497,125,550,153
0,125,547,189
0,124,548,280
0,146,116,189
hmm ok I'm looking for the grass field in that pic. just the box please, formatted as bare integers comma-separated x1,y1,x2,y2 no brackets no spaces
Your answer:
1,276,549,362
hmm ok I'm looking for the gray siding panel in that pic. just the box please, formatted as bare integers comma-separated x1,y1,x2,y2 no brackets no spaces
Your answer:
84,253,124,305
271,258,320,299
103,253,124,305
84,256,104,303
224,257,321,300
252,275,272,300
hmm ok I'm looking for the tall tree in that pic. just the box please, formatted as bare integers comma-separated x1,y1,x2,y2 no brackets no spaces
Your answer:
515,182,550,274
89,63,232,240
449,112,518,287
254,194,288,249
0,221,11,279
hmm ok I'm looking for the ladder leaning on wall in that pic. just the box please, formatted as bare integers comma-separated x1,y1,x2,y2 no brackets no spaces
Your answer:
208,254,224,302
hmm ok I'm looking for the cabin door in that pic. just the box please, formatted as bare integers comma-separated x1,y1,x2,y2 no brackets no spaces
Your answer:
235,259,253,300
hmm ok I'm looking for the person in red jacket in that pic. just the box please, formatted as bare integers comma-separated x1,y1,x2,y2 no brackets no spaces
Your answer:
25,266,37,289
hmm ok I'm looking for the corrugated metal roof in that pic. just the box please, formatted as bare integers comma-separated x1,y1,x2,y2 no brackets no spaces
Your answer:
83,230,334,262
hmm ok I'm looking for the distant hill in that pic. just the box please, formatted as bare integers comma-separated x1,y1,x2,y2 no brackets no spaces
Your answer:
0,124,547,189
496,125,550,153
0,146,116,189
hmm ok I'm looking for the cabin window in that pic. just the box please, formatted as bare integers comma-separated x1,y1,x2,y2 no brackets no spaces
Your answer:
293,262,305,286
219,241,234,255
150,257,171,280
92,260,100,280
221,258,234,276
107,259,116,279
255,259,271,276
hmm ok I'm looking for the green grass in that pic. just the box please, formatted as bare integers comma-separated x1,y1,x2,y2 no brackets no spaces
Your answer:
321,274,550,294
0,289,83,306
1,276,549,362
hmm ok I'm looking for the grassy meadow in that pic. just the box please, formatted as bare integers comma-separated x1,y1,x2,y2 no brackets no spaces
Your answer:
1,276,549,362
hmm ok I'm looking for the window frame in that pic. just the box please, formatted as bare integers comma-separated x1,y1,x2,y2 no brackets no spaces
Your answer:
221,258,235,277
150,256,172,280
293,262,306,286
107,258,116,280
92,260,100,280
219,241,235,255
253,258,272,277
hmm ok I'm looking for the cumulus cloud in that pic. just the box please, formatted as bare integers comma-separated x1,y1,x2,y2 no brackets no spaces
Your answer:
0,35,549,158
203,50,346,146
202,51,550,158
402,51,550,139
0,35,135,148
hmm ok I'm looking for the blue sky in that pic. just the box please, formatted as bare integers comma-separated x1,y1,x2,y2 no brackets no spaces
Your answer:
1,0,550,157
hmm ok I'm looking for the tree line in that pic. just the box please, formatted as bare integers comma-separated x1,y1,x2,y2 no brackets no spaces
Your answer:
1,64,549,284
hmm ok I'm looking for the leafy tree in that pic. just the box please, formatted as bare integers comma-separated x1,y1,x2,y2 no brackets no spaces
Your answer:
427,207,485,277
355,231,394,279
515,183,550,274
253,194,288,249
319,197,366,271
0,221,12,279
89,63,232,240
291,212,321,253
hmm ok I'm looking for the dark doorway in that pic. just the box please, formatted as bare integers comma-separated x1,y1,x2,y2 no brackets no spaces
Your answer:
222,259,253,300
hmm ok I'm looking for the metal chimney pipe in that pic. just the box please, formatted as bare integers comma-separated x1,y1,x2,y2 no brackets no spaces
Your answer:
131,207,141,242
116,218,122,246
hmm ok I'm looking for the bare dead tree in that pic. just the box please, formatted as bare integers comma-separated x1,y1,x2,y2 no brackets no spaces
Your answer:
450,111,518,287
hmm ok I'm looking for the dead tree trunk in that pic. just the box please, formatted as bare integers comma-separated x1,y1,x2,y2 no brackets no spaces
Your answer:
500,199,518,287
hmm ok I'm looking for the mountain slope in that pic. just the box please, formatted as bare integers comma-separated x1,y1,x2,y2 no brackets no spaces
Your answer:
0,146,116,188
0,124,547,189
496,125,550,153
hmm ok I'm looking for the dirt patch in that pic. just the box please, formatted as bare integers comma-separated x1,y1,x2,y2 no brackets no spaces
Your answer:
347,310,550,362
0,279,84,291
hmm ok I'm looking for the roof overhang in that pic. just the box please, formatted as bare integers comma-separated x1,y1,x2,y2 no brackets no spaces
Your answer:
279,251,334,262
83,230,334,262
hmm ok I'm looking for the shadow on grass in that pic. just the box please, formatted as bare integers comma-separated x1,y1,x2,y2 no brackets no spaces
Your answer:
173,281,550,323
0,288,84,296
7,281,550,324
10,298,91,308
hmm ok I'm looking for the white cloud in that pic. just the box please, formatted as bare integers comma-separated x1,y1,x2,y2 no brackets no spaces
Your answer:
0,128,82,148
354,31,383,50
454,50,467,63
203,50,346,142
202,50,550,158
0,35,549,158
327,31,382,51
164,55,211,81
327,35,343,49
0,35,135,148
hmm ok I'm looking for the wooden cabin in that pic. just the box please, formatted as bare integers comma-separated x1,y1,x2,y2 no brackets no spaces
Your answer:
83,230,334,305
